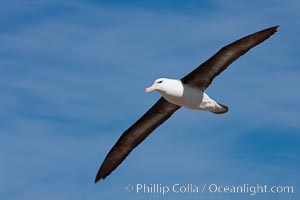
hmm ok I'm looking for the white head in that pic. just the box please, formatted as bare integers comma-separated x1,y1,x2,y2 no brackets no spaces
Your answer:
145,78,172,93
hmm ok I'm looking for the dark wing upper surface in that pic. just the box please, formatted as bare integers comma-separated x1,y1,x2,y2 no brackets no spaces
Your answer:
95,26,278,183
95,98,180,182
181,26,279,90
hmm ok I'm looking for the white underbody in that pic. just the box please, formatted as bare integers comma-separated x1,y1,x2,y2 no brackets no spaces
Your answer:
157,79,224,112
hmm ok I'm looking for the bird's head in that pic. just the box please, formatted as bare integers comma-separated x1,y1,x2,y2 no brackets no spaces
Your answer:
145,78,168,93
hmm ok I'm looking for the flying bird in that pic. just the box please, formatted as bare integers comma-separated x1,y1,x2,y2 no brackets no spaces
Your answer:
95,26,279,183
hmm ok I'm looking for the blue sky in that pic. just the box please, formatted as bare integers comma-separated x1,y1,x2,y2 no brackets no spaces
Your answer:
0,0,299,199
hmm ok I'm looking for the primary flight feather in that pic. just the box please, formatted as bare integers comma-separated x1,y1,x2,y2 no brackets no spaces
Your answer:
95,26,279,183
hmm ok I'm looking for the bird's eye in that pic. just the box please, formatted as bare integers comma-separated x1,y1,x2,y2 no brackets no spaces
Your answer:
157,80,163,84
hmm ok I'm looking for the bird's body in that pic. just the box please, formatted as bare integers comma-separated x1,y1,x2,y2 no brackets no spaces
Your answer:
149,78,227,113
94,26,279,183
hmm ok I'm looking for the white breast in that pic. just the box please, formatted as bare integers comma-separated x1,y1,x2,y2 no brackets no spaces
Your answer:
158,80,217,111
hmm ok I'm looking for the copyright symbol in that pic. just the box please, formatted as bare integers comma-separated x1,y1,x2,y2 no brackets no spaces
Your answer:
124,184,133,192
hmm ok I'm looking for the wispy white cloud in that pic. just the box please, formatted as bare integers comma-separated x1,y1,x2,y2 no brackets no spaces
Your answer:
0,1,299,199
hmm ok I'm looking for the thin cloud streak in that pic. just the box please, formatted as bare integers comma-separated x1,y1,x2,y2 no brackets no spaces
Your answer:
0,1,299,200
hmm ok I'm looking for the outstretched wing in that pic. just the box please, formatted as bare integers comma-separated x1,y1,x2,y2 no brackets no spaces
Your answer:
181,26,279,90
95,26,278,182
95,98,180,182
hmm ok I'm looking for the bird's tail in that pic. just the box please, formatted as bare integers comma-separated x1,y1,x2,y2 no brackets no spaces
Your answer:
211,102,228,114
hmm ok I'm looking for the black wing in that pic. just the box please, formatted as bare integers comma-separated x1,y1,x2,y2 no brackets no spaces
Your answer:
181,26,279,90
95,26,278,183
95,98,180,182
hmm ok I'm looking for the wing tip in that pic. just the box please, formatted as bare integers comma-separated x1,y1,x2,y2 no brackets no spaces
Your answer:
94,170,107,184
94,161,111,183
272,25,280,32
257,25,279,37
94,156,117,183
94,177,101,184
269,25,280,33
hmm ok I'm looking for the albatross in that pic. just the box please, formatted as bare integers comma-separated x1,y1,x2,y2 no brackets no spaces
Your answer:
95,26,279,183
